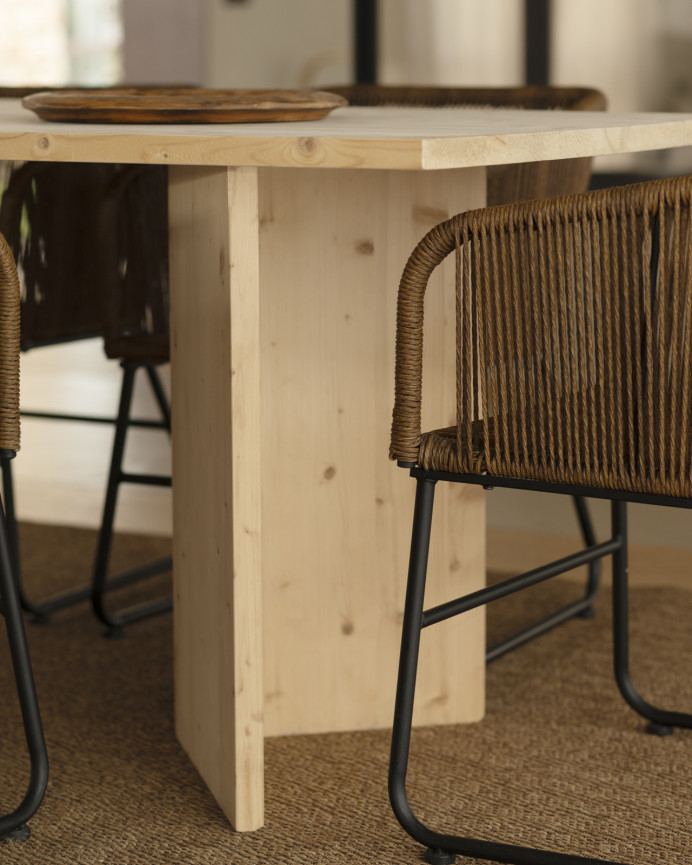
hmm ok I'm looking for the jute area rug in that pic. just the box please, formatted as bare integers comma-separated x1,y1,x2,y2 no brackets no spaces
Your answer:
0,522,690,865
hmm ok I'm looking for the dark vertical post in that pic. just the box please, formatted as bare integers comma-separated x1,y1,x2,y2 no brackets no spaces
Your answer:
354,0,378,84
525,0,551,85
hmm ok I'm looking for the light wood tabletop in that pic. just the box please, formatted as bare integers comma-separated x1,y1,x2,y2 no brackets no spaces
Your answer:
2,98,692,834
2,98,692,168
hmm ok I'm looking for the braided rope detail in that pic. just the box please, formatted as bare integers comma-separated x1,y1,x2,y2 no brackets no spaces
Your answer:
0,232,20,453
391,175,692,498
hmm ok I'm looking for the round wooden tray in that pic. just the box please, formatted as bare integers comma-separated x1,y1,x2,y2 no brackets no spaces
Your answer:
21,88,349,124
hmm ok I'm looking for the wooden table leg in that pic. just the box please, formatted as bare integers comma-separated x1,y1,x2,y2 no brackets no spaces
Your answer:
167,163,487,833
259,167,487,738
168,166,264,832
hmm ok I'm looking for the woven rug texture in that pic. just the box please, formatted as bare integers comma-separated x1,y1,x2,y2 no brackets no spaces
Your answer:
0,522,690,864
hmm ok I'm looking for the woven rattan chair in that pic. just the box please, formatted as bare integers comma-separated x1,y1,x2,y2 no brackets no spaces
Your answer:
388,175,692,865
0,156,172,635
330,83,607,661
0,232,48,840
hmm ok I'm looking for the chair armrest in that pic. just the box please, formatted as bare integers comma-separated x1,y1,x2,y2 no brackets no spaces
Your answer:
390,218,460,463
0,234,21,454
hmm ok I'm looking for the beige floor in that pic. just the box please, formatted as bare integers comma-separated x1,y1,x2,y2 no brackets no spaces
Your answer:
14,338,172,536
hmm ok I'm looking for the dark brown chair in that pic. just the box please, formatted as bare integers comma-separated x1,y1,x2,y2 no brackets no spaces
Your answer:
329,83,607,661
0,149,172,634
388,175,692,865
0,232,47,840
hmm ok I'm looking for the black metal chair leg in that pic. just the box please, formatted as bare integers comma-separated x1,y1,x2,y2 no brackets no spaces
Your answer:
390,477,621,865
0,496,48,840
1,461,71,623
486,495,601,662
144,365,171,432
572,495,601,609
610,500,692,734
91,362,172,635
1,460,19,577
0,461,36,616
6,362,172,627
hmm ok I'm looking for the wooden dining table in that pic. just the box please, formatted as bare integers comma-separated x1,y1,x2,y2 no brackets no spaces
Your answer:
0,97,691,833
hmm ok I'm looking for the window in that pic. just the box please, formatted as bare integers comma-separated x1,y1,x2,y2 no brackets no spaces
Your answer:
0,0,122,86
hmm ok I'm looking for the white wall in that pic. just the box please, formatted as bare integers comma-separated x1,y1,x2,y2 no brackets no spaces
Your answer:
204,0,522,89
121,0,206,85
552,0,692,174
552,0,662,112
204,0,350,88
553,0,692,112
379,0,522,85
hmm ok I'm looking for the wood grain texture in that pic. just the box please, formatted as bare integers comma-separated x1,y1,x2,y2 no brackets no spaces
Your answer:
168,165,264,831
22,88,347,124
7,102,692,836
259,166,487,738
167,163,487,832
2,100,692,170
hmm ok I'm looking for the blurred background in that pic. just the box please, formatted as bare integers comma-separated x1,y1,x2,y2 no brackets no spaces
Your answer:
3,0,692,174
2,0,692,568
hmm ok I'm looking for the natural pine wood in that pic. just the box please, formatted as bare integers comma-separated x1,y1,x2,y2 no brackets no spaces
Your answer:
5,100,692,835
2,100,692,170
259,167,487,739
168,166,264,831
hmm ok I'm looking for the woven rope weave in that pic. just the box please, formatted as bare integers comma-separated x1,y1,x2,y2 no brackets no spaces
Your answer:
391,175,692,499
0,232,20,453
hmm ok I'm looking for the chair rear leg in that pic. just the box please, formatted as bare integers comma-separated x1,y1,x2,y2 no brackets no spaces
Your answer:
610,499,692,735
144,365,171,432
0,492,48,840
91,363,172,635
572,495,600,617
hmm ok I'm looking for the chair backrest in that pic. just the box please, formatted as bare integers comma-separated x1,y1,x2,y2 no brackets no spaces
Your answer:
0,162,115,349
327,85,607,204
0,87,169,362
0,232,21,455
0,159,169,361
390,175,692,499
96,165,170,363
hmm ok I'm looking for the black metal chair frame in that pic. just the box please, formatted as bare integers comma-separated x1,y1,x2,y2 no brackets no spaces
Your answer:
0,468,47,841
0,159,172,634
486,493,598,662
3,361,172,635
389,466,692,865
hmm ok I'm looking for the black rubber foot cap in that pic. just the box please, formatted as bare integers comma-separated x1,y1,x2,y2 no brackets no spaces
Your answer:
5,823,30,842
646,721,674,737
424,849,455,865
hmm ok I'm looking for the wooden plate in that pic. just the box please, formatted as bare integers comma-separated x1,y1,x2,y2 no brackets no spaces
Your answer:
21,88,349,124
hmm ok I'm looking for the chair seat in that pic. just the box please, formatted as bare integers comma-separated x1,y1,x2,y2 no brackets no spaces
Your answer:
104,333,169,365
419,424,478,473
418,421,692,500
